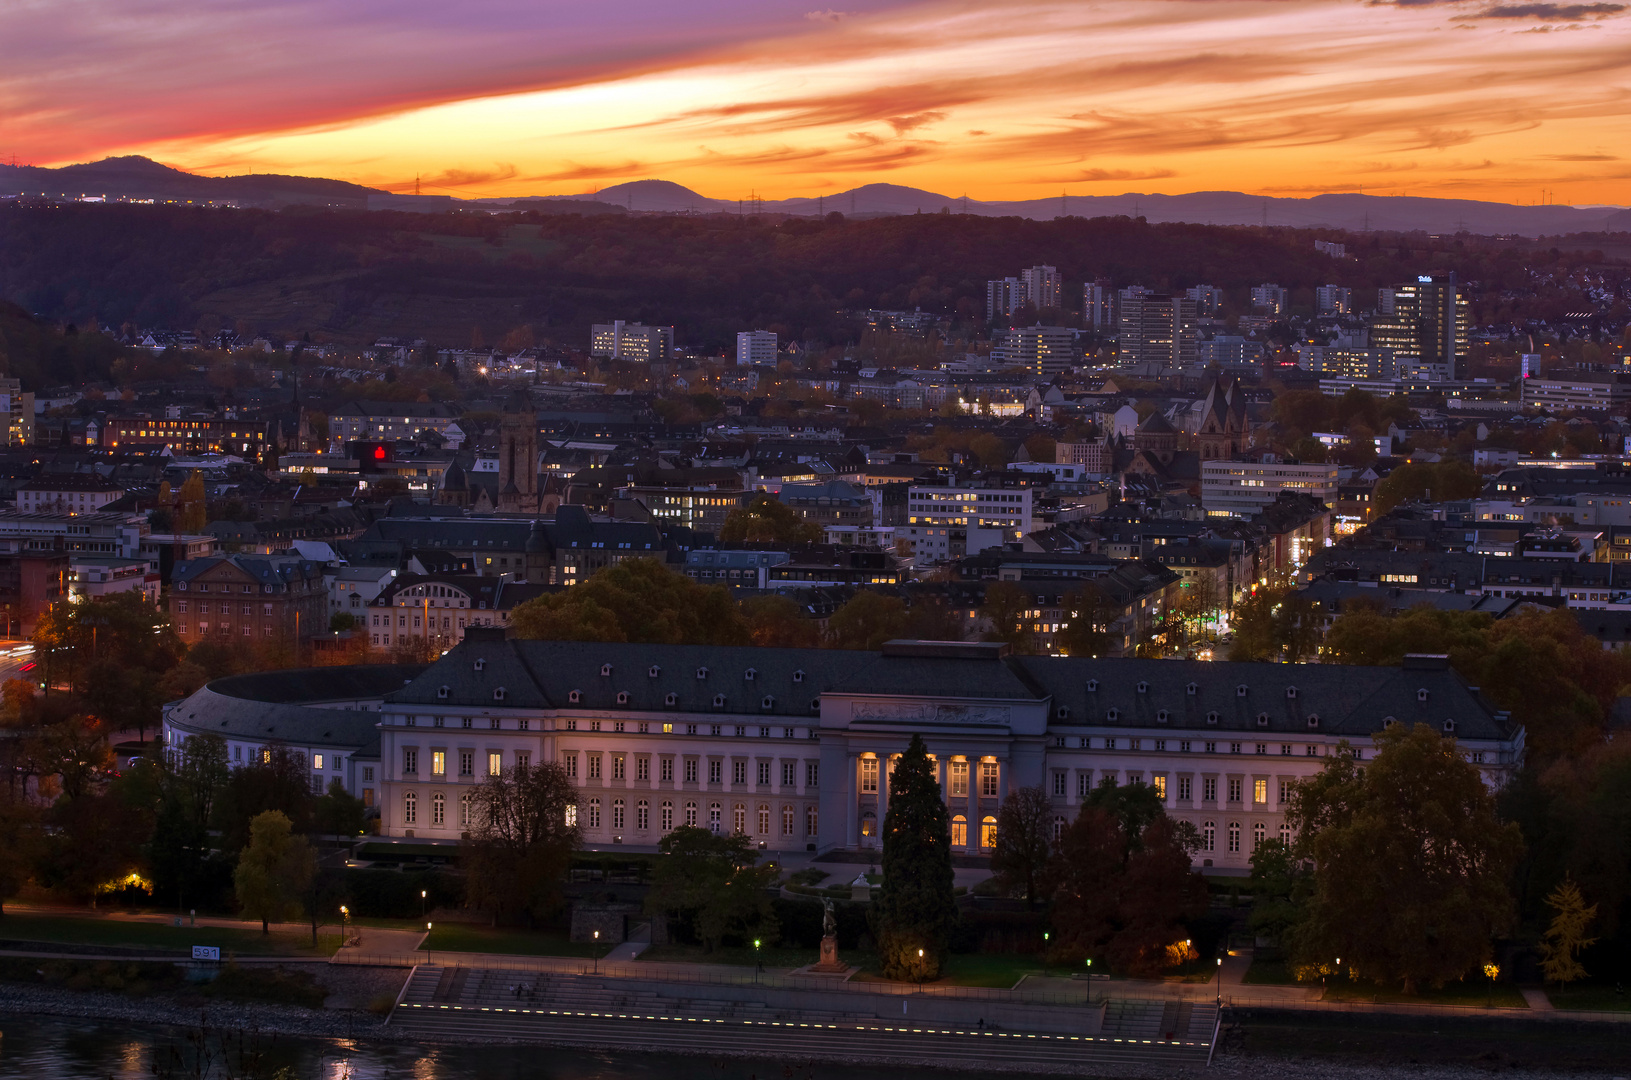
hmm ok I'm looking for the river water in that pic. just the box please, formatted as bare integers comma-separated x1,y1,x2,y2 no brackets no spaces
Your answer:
0,1016,963,1080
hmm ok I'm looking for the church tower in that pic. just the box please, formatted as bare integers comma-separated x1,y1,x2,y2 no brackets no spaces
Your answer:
497,398,539,514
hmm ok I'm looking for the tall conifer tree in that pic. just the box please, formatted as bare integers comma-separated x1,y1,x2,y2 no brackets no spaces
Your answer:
871,733,956,980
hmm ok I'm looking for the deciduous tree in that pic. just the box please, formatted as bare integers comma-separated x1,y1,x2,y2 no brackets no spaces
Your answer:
645,826,778,952
1287,724,1522,993
824,591,908,651
989,784,1053,909
234,810,316,934
1538,878,1596,987
719,494,820,544
510,559,750,646
464,762,580,925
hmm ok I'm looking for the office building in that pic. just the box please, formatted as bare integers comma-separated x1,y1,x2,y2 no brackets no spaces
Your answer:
735,330,777,367
1369,275,1470,381
1201,460,1339,518
1295,345,1396,381
907,485,1034,541
590,322,674,363
1008,325,1076,376
1198,336,1267,370
1021,266,1063,311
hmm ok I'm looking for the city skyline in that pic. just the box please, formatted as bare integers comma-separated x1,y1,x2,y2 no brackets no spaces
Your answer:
5,0,1630,206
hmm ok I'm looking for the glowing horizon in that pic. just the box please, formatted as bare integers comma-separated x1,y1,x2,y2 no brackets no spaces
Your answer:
6,0,1631,206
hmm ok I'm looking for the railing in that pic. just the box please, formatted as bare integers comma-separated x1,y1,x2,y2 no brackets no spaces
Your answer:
337,950,1119,1006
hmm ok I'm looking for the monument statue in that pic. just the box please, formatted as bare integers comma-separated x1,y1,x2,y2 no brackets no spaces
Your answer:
811,896,847,974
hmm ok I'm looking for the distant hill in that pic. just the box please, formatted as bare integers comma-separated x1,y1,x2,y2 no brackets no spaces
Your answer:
2,157,1627,236
0,155,381,209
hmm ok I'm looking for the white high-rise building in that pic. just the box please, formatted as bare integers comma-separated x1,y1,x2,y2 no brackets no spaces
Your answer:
1008,325,1076,376
590,321,674,363
735,330,777,367
1316,286,1353,317
1084,280,1116,331
1021,265,1063,311
1250,284,1288,315
986,278,1025,322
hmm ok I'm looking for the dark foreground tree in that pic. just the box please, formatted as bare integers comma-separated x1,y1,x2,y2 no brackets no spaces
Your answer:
1287,724,1523,993
645,826,778,952
870,734,956,981
989,784,1054,909
233,810,315,934
464,761,580,925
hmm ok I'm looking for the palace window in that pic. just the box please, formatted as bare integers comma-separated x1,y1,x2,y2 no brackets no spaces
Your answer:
403,791,417,826
981,815,998,849
637,800,649,831
758,761,771,785
661,801,674,831
951,815,967,847
403,748,418,775
782,762,795,787
1227,822,1241,853
860,810,877,838
860,758,879,793
806,761,819,787
1253,821,1266,850
1253,779,1267,805
612,799,625,831
1228,778,1242,803
1203,778,1217,802
757,804,770,835
589,755,602,780
588,798,601,829
460,792,472,828
733,761,747,785
806,805,818,837
684,760,698,783
637,757,650,782
1202,820,1215,852
613,756,626,781
431,751,446,778
979,761,999,797
1178,776,1192,802
709,760,723,785
661,758,674,782
431,793,445,827
685,801,698,828
488,752,502,776
782,805,794,836
709,803,722,833
949,761,969,796
1152,775,1167,800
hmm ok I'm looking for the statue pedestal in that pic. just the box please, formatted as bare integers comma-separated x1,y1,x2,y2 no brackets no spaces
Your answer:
809,934,848,973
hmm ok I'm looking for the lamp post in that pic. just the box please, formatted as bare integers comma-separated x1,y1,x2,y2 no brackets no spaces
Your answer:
340,905,350,948
1216,957,1223,1008
754,938,762,983
593,929,600,975
917,948,925,993
1042,931,1050,976
420,889,427,920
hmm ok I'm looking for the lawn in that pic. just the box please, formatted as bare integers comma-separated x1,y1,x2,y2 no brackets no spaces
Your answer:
852,952,1047,989
1323,978,1528,1009
1243,957,1299,985
0,913,337,956
1544,984,1631,1012
422,923,601,958
641,942,831,970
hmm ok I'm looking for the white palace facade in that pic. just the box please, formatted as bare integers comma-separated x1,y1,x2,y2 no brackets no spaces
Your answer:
163,629,1525,872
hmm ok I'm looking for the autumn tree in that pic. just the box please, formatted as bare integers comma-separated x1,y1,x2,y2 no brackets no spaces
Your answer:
989,785,1054,909
719,494,821,544
510,559,750,646
464,761,580,926
1371,460,1483,516
739,594,819,647
1287,725,1522,993
824,591,909,650
176,470,208,533
234,810,316,934
871,734,956,980
1538,878,1596,988
645,827,778,952
978,580,1038,654
1057,583,1116,657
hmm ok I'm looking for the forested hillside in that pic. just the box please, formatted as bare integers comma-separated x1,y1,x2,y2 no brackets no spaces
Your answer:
0,203,1621,353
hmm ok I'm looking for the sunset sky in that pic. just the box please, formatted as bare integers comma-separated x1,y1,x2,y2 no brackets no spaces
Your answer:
6,0,1630,205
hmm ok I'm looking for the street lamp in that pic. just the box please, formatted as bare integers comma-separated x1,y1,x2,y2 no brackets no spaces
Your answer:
340,905,350,947
754,938,762,983
420,889,427,920
1216,957,1223,1008
593,929,600,975
917,948,925,992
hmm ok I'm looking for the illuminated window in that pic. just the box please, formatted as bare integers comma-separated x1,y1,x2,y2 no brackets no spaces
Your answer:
951,815,967,847
981,815,998,848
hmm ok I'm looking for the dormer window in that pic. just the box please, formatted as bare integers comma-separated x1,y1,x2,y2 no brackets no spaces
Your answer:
1186,682,1198,696
744,668,757,682
601,664,613,677
1156,710,1169,723
1256,713,1269,727
696,667,709,680
568,690,582,704
1236,685,1248,697
1442,718,1456,732
761,695,775,710
437,686,449,700
1417,688,1429,702
1086,680,1099,693
1106,708,1120,722
648,665,661,678
713,694,727,708
792,670,806,684
1136,681,1149,695
1207,711,1219,725
473,658,486,672
1384,715,1399,727
616,692,629,705
493,688,507,702
664,692,677,706
1286,687,1298,700
1307,714,1320,728
810,698,821,712
1056,705,1071,720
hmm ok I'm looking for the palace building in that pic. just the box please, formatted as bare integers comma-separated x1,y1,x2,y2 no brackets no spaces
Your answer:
162,631,1524,873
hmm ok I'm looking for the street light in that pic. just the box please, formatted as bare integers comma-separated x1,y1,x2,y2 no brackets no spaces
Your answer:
754,938,762,983
1216,957,1223,1008
917,948,925,992
420,889,427,920
593,929,600,975
340,905,350,947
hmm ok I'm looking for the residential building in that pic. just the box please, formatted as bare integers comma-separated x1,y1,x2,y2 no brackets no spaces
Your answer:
69,555,159,603
1250,284,1288,315
168,555,328,645
986,278,1025,322
331,565,399,619
0,378,35,446
100,415,270,460
907,484,1035,541
1185,285,1222,317
1519,371,1631,411
1316,286,1353,317
1083,280,1116,331
735,331,777,367
590,322,674,363
365,573,538,651
1021,265,1063,311
16,475,125,515
1295,345,1396,381
683,550,791,589
1202,460,1339,518
779,481,876,529
1117,290,1197,370
328,401,460,452
1198,336,1267,370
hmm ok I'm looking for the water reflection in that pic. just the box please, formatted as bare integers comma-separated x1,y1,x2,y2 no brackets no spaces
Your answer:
0,1016,964,1080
